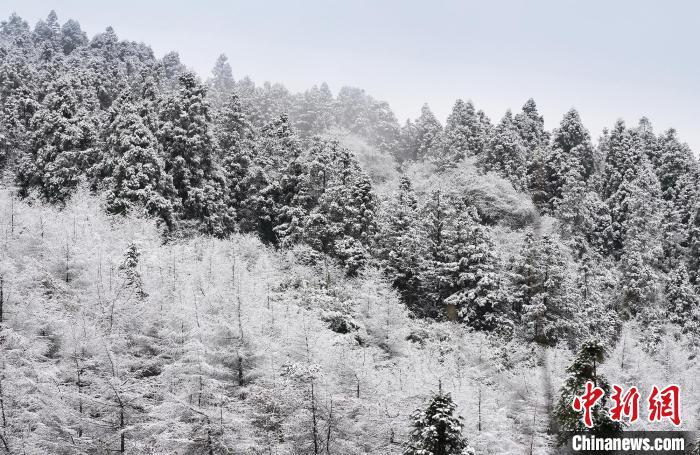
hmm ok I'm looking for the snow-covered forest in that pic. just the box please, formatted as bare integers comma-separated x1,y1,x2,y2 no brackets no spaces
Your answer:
1,10,699,455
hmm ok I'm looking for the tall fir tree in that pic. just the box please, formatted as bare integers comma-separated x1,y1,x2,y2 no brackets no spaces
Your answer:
377,177,423,309
543,109,594,210
98,92,175,227
17,74,98,203
432,99,488,170
412,103,442,161
554,341,623,446
157,72,234,236
665,264,700,333
479,110,528,190
404,390,472,455
207,53,235,112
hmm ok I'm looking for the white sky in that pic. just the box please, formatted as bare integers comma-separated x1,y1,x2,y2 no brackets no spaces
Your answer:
4,0,700,153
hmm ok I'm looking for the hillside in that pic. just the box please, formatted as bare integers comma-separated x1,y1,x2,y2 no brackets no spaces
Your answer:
1,10,700,455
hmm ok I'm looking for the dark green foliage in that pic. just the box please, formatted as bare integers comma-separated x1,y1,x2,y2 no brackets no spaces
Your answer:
555,341,623,446
17,74,98,203
157,72,234,235
404,391,471,455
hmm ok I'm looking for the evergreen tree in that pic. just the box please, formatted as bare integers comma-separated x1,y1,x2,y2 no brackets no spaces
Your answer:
208,53,235,112
432,99,488,169
292,83,335,136
555,167,612,255
413,103,442,161
544,109,594,210
217,93,253,218
33,10,61,61
514,98,549,157
404,390,472,455
512,234,573,344
377,177,423,308
554,341,623,446
689,202,700,285
99,93,175,226
17,74,98,203
418,190,457,318
60,19,87,55
119,242,147,299
600,120,644,201
303,150,377,275
238,114,312,245
444,207,503,331
614,164,663,316
665,264,700,332
479,110,527,190
157,72,234,235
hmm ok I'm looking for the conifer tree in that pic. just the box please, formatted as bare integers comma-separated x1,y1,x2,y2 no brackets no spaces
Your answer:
208,53,235,112
404,390,473,455
665,264,700,332
119,242,147,299
418,190,457,318
60,19,87,54
413,103,442,161
432,99,488,169
157,72,234,235
444,207,503,330
512,234,573,344
241,114,307,244
689,202,700,285
600,120,644,201
17,74,98,203
480,110,528,190
101,97,175,225
217,93,253,218
377,177,423,308
514,98,549,156
543,109,594,209
554,341,623,445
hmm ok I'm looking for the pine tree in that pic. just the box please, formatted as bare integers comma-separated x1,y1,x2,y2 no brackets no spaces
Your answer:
208,53,235,112
665,264,700,332
217,93,253,218
655,130,699,269
689,202,700,285
444,207,503,331
554,340,623,445
377,177,423,309
418,190,457,318
119,242,147,299
479,110,527,190
302,150,377,275
432,99,488,169
543,109,594,210
33,10,61,61
514,98,549,157
555,167,612,255
600,120,645,201
98,91,175,226
413,103,443,161
157,72,234,235
513,234,573,344
60,19,87,55
404,390,473,455
17,74,98,203
292,83,335,136
241,114,306,244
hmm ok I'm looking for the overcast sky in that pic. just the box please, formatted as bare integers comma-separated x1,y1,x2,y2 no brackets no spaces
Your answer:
4,0,700,153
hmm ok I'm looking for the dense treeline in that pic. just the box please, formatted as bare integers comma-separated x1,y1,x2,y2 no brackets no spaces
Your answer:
3,10,700,341
1,11,700,454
